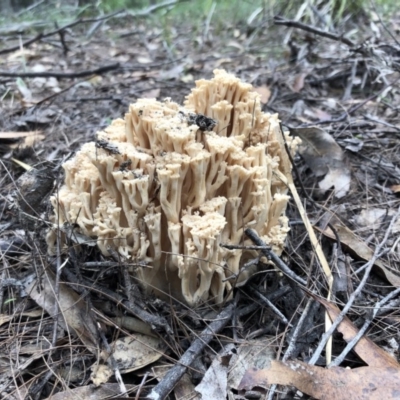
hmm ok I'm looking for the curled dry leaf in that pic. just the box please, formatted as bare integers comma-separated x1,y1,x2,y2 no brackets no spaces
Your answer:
91,364,113,387
238,360,400,400
23,270,99,353
91,333,165,385
292,127,351,198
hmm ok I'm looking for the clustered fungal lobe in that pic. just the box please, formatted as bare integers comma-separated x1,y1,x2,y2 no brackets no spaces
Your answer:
48,69,299,305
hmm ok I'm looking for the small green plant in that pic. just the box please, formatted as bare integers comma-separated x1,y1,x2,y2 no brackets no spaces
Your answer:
3,298,16,306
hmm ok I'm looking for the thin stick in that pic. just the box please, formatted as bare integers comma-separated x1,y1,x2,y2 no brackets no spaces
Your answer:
309,206,400,365
0,63,120,79
244,229,307,287
146,303,235,400
274,16,355,47
267,298,314,400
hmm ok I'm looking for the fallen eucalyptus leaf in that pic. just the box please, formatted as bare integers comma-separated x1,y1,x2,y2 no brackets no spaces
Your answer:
45,383,136,400
239,360,400,400
23,270,100,353
318,224,400,287
292,127,351,198
316,296,399,368
91,333,166,384
195,344,235,400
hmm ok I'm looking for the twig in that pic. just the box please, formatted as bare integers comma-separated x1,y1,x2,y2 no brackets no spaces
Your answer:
308,206,400,365
128,0,183,17
274,15,355,47
267,297,314,400
342,59,358,101
285,298,314,360
136,372,149,400
250,284,291,326
301,75,400,126
0,0,182,56
55,21,69,55
98,326,128,396
0,63,120,79
0,10,126,56
244,228,307,287
221,244,279,251
371,1,400,48
330,285,400,367
0,33,43,56
146,303,235,400
6,76,97,116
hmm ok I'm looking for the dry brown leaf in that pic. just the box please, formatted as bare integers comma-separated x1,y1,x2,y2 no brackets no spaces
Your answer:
137,56,152,64
254,85,271,104
91,333,165,384
195,345,235,400
0,308,43,327
390,184,400,193
7,49,37,62
159,64,185,80
304,107,332,121
112,315,155,337
291,72,308,92
1,130,44,152
107,334,164,373
23,270,99,353
238,360,400,400
319,224,400,288
141,88,161,99
316,296,399,368
356,208,387,227
174,373,201,400
292,127,350,198
228,339,274,390
91,364,113,386
22,136,39,151
44,383,136,400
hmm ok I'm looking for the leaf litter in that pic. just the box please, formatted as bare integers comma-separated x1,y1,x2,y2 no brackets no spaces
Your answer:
0,1,400,399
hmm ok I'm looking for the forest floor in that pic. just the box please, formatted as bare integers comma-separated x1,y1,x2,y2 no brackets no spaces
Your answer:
1,1,400,399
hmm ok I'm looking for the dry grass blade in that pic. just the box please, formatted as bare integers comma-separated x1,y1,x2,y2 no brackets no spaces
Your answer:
274,166,334,363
